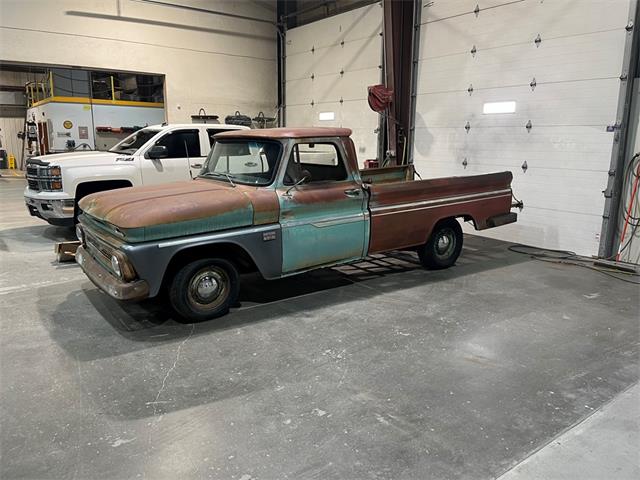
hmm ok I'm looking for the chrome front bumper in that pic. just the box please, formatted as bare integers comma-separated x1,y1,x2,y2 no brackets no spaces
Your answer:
24,196,75,226
76,246,150,301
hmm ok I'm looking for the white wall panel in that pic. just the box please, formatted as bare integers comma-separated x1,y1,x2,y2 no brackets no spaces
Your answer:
414,0,633,255
0,0,277,122
285,3,382,164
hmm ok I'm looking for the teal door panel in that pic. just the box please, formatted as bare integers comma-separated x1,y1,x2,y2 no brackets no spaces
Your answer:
278,181,367,273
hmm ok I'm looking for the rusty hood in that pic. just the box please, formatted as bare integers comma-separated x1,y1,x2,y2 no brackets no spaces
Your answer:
79,179,279,242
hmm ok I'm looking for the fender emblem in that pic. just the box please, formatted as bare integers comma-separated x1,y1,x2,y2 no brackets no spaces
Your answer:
262,231,276,241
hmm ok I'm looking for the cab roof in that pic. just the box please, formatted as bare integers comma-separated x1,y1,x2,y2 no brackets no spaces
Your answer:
214,127,352,139
145,123,248,130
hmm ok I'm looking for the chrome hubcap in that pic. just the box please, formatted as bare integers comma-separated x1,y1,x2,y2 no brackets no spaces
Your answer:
189,269,227,306
435,229,455,257
196,275,219,300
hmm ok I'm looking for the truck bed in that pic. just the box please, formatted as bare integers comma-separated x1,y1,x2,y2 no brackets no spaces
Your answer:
365,170,514,253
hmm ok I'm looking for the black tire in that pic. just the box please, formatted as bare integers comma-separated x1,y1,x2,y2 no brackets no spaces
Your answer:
169,258,239,322
418,218,463,270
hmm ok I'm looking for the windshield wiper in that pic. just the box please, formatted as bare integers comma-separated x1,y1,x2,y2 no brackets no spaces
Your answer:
199,172,236,187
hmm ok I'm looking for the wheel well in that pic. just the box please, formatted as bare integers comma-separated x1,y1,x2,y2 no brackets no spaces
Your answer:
161,242,259,291
460,215,477,229
76,180,133,200
74,180,133,219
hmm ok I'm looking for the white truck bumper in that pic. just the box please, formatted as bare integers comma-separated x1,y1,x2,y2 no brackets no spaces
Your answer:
24,188,75,227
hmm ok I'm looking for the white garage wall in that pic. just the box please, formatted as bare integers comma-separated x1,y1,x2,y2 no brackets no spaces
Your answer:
0,0,277,123
413,0,632,255
285,3,382,165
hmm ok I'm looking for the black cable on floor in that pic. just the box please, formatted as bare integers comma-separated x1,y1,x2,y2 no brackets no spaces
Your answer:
508,244,640,285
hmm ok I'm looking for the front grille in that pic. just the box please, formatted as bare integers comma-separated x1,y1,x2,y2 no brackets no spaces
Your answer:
25,165,61,192
85,229,115,272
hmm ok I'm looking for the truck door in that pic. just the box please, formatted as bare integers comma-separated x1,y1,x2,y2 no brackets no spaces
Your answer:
141,129,203,185
277,140,367,273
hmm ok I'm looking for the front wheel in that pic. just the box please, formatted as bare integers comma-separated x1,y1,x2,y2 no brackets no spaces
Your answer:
418,218,463,269
169,258,239,322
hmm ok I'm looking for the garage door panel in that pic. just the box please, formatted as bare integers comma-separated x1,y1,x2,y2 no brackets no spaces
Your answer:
286,3,381,55
340,4,382,42
287,50,338,80
286,78,313,106
422,0,509,21
414,126,615,172
421,0,629,60
309,74,343,103
340,68,381,100
416,79,620,128
340,99,378,128
286,22,337,54
286,104,317,127
340,37,382,72
418,30,626,94
286,52,315,82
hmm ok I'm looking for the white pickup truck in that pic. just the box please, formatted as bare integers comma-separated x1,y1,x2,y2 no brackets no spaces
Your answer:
24,123,249,227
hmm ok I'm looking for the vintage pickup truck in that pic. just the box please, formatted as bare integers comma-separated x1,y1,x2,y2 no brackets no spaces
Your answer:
75,127,518,321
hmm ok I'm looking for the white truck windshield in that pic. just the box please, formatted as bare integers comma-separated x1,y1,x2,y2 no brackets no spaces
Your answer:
109,128,161,154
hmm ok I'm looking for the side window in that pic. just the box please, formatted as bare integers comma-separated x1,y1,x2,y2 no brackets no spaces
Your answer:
156,130,201,158
284,142,347,185
207,128,235,147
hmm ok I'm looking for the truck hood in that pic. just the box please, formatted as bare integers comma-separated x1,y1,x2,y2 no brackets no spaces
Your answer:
30,151,123,167
79,179,278,243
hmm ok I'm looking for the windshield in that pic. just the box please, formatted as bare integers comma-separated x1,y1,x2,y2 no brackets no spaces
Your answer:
109,128,161,154
199,140,282,186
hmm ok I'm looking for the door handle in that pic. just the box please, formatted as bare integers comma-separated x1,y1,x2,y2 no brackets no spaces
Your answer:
190,163,203,169
344,188,361,197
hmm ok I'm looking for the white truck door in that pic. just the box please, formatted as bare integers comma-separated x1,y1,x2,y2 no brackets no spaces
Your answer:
141,128,204,185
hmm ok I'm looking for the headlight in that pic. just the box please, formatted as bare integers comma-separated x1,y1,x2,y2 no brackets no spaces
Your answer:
75,224,84,244
50,166,61,176
111,255,123,279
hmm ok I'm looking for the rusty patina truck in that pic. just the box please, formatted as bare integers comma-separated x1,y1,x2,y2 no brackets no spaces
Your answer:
75,127,517,321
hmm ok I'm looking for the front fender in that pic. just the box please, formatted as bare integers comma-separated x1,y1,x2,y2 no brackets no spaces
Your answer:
66,164,142,197
122,224,283,297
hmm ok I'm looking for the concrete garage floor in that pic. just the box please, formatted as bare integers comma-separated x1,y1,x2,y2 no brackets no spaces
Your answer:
1,176,638,480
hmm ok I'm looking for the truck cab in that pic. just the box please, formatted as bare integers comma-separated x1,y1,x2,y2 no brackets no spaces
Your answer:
24,123,249,226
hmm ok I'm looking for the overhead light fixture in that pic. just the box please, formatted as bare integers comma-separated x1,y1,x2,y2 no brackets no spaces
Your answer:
318,111,335,121
483,101,516,114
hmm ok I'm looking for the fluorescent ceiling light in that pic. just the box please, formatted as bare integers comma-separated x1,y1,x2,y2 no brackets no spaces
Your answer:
483,101,516,114
318,111,335,121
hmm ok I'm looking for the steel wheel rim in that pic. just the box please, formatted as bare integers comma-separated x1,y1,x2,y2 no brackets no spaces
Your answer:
187,266,229,310
434,228,456,259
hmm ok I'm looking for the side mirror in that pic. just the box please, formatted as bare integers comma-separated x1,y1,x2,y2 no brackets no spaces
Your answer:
284,170,312,197
145,145,168,159
298,169,312,184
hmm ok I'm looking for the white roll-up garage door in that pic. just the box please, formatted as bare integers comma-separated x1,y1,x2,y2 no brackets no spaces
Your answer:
285,3,382,165
413,0,632,255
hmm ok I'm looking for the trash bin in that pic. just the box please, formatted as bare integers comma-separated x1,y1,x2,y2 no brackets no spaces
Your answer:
0,149,7,169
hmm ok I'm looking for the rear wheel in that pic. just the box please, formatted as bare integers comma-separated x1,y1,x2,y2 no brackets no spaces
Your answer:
169,258,239,321
418,218,463,269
